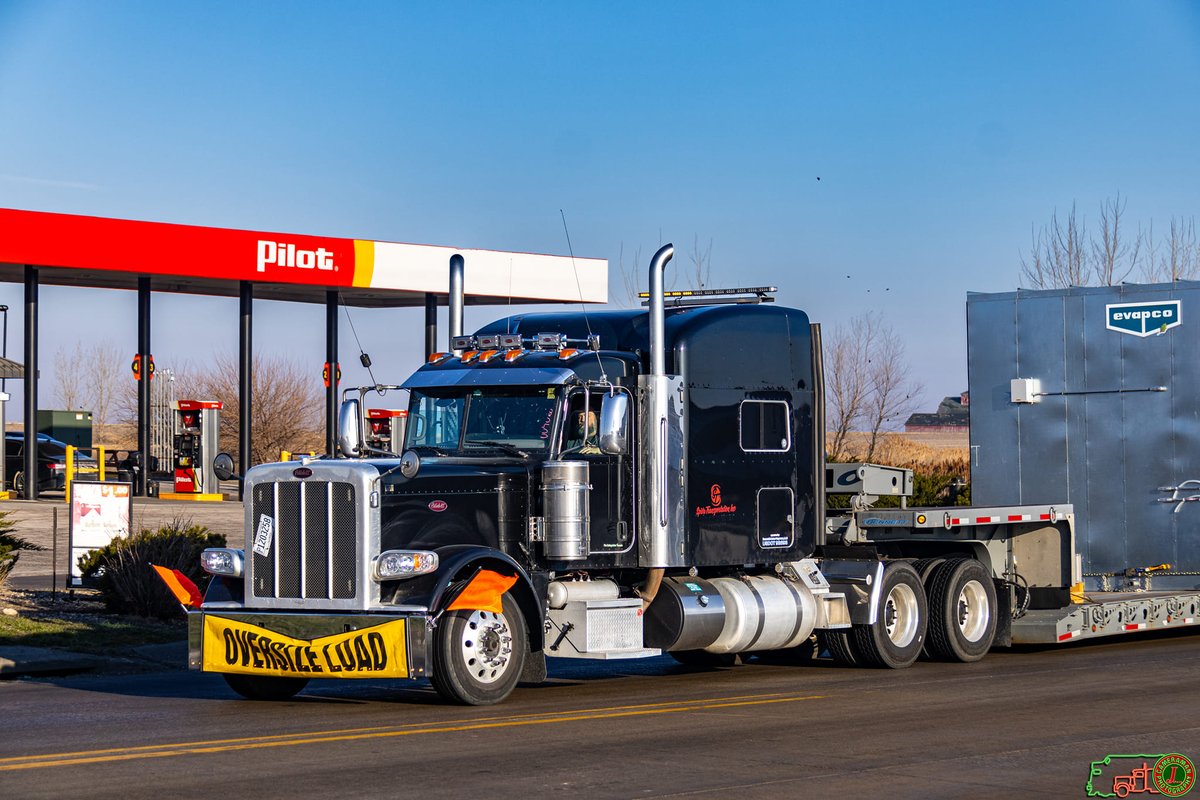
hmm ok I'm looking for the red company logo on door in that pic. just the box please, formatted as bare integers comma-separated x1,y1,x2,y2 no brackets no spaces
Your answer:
427,500,448,513
696,483,736,517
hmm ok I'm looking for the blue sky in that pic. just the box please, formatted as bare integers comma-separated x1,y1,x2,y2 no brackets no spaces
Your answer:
0,1,1198,419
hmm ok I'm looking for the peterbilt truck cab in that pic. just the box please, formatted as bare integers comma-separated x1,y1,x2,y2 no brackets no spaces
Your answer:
191,244,1048,705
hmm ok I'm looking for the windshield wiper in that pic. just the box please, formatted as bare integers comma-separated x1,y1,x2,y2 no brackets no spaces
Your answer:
411,444,452,456
465,440,530,458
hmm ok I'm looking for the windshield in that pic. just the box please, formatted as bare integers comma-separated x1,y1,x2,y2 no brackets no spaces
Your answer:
406,387,559,454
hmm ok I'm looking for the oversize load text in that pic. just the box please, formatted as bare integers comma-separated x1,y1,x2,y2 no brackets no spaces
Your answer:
203,617,408,679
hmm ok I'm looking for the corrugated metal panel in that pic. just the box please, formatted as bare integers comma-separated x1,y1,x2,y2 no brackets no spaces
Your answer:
968,281,1200,585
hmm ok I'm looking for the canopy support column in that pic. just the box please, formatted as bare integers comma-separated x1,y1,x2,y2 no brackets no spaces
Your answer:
325,291,338,456
239,281,252,499
136,277,151,497
22,266,38,500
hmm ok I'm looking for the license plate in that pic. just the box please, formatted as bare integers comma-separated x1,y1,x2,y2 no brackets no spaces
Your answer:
202,616,408,679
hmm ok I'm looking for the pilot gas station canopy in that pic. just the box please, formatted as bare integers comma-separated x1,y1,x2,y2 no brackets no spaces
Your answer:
0,207,608,499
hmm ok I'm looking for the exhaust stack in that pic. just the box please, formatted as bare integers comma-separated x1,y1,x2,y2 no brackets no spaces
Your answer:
638,243,687,570
449,253,464,351
648,243,674,377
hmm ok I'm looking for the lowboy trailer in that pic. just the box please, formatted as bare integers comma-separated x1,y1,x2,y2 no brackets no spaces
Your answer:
188,245,1200,704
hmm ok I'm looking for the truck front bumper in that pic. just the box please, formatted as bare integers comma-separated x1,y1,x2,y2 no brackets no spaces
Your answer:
187,608,430,681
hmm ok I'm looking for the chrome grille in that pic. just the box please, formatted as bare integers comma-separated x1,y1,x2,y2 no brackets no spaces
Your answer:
251,480,358,601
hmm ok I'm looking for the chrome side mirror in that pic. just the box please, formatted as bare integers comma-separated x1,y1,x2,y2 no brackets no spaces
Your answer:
338,398,363,457
598,393,629,455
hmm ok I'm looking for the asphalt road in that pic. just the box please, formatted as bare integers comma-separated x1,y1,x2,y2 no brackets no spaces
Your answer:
4,631,1199,800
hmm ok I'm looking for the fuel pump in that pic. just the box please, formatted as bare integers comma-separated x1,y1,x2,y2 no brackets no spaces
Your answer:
366,409,407,454
173,400,222,494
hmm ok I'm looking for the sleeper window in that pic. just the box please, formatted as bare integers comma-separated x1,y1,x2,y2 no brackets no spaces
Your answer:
739,400,791,452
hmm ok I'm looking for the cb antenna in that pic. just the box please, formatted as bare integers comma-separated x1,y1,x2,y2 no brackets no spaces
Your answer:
560,209,607,386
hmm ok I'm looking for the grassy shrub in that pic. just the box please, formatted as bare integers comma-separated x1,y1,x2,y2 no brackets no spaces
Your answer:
77,520,224,619
0,512,43,586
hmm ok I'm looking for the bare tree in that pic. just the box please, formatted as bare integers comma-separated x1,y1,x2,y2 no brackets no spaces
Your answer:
1091,194,1141,286
862,331,922,461
1020,204,1088,289
616,234,714,306
824,314,878,461
53,339,126,422
178,352,324,465
1141,217,1199,282
616,242,643,307
686,235,713,291
53,343,88,412
825,313,922,462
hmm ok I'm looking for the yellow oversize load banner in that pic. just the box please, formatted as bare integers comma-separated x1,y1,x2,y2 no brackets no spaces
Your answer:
203,616,408,679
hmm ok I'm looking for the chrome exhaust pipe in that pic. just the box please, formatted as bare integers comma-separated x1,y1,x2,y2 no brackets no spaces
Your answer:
648,243,674,377
448,253,464,351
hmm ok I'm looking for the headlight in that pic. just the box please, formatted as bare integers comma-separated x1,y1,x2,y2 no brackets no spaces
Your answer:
201,548,245,577
372,550,438,580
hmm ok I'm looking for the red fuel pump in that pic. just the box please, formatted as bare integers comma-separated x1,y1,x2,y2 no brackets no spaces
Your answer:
366,409,407,454
173,400,222,494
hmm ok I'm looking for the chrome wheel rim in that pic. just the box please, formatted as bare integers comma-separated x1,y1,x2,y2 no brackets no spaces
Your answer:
458,609,513,684
957,580,990,642
883,583,920,648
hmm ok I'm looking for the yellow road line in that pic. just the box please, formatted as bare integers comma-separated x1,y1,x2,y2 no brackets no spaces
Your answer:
1,692,824,772
0,690,796,762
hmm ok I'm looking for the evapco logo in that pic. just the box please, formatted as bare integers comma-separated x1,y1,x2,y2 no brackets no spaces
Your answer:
257,239,336,273
1106,300,1181,338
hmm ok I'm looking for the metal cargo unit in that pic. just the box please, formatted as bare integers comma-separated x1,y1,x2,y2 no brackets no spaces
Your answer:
967,281,1200,590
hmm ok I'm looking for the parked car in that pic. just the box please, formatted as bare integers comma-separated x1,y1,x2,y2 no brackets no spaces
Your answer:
3,432,96,493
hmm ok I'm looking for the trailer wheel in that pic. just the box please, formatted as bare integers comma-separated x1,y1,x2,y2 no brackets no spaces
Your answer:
223,674,309,701
912,558,946,660
431,593,527,706
851,561,927,669
926,558,997,662
912,557,946,585
819,630,862,667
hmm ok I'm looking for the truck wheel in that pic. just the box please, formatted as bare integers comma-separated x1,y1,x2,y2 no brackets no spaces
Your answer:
223,673,309,701
851,561,927,669
819,630,862,667
431,593,527,706
926,558,997,662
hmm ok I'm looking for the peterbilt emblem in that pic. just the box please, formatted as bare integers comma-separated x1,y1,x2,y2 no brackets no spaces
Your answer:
1106,300,1181,337
292,467,312,479
428,500,448,512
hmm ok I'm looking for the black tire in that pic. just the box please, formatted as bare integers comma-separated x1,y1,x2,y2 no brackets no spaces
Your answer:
925,558,998,662
913,557,947,660
819,629,862,667
912,557,947,585
13,472,23,495
851,561,928,669
223,673,309,701
431,592,527,706
669,649,739,668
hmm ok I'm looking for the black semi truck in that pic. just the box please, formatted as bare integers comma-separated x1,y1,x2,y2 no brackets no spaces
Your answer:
191,244,1200,705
